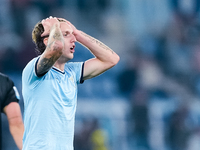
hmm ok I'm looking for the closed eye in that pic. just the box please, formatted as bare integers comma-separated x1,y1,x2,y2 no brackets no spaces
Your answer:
63,31,70,37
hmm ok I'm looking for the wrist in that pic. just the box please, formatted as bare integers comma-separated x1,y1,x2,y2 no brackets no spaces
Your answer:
73,29,81,36
73,30,83,41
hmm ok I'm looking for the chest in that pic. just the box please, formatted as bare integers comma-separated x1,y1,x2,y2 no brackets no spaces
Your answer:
51,72,76,90
41,71,77,101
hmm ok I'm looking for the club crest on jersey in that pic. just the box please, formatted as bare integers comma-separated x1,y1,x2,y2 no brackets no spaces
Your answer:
69,76,74,83
68,76,76,88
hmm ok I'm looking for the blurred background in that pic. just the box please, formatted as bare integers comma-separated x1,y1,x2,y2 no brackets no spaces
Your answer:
1,0,200,150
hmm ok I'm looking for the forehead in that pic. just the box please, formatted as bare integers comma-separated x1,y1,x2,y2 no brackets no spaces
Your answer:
60,22,72,32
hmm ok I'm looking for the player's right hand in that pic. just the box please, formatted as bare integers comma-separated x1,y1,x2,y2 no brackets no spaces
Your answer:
41,16,60,37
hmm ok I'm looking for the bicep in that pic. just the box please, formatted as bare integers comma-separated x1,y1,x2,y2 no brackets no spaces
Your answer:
83,58,112,80
3,102,22,124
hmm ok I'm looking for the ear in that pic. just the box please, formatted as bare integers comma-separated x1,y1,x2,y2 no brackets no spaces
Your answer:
43,38,48,46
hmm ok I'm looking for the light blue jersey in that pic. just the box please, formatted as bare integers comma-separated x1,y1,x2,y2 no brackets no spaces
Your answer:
22,56,84,150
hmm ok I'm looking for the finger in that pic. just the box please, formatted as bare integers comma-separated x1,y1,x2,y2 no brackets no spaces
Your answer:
41,29,49,36
66,21,71,26
41,19,48,25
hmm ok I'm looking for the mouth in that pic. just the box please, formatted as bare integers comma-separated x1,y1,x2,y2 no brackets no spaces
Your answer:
70,45,75,53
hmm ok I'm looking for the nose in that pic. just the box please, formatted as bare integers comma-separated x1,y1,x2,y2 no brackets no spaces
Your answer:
70,34,76,43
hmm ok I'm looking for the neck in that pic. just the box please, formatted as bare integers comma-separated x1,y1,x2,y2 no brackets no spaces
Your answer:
53,62,65,72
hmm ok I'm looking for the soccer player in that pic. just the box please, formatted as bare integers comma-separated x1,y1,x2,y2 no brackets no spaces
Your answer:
22,16,120,150
0,72,24,150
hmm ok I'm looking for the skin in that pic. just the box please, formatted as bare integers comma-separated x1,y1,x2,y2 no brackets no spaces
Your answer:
3,102,24,150
37,16,120,80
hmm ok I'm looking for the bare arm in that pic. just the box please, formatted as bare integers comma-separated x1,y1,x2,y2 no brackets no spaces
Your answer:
36,17,64,76
68,22,120,80
4,102,24,150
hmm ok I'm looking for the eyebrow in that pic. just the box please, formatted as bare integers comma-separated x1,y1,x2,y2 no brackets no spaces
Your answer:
57,18,67,22
62,31,70,34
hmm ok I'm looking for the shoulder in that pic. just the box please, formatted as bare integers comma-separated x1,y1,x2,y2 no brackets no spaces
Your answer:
23,56,40,74
65,62,84,71
65,62,84,83
22,56,42,86
0,72,13,85
24,56,39,69
0,72,9,80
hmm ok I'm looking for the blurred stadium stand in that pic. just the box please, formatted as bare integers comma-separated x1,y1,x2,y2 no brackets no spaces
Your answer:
2,0,200,150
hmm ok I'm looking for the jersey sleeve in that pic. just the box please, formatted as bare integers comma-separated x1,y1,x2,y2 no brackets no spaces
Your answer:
1,77,20,113
22,56,42,89
65,62,84,84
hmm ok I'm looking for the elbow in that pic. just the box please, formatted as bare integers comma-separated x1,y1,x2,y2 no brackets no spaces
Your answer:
115,54,120,65
110,54,120,67
9,117,24,134
9,117,23,127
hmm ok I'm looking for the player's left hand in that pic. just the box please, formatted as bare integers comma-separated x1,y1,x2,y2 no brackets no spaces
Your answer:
66,21,79,36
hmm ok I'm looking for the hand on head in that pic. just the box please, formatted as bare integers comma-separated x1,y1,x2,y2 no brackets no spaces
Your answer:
66,21,78,35
41,16,79,37
57,17,78,35
41,16,60,37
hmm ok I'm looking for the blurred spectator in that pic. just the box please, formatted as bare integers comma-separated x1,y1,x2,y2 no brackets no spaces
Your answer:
74,118,93,150
166,105,191,150
90,118,109,150
129,87,150,150
117,50,140,98
74,118,109,150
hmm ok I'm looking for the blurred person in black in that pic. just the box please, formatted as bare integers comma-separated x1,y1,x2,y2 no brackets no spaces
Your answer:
130,87,150,150
167,106,190,150
0,72,24,150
